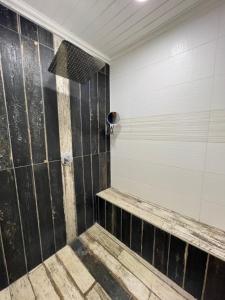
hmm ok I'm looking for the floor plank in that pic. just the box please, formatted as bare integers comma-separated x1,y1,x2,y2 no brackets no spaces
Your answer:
0,288,11,300
57,245,95,294
80,233,150,300
29,265,60,299
10,275,35,300
86,283,111,300
44,255,83,299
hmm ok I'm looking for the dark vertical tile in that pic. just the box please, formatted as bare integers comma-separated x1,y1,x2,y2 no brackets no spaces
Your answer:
22,37,46,164
74,157,85,235
49,161,66,251
122,210,131,247
33,163,55,260
168,235,186,286
131,215,142,255
39,44,60,161
90,74,98,155
0,69,6,117
99,152,107,191
96,196,100,223
0,169,26,282
83,155,94,229
92,154,99,221
0,228,8,289
106,65,110,152
154,228,169,275
20,16,38,41
70,81,82,157
15,166,41,271
99,197,105,228
0,4,17,32
204,256,225,300
142,221,154,264
38,26,53,49
184,245,207,299
107,151,111,188
0,114,12,171
81,82,91,156
106,201,113,234
0,26,31,167
98,72,106,153
112,205,121,240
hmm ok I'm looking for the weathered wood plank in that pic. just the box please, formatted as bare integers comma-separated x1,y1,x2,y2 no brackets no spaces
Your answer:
91,224,194,300
0,288,11,300
54,35,76,243
57,245,95,294
97,188,225,262
149,293,160,300
10,275,35,300
118,250,186,300
80,233,150,300
29,265,60,299
86,283,111,300
44,255,83,299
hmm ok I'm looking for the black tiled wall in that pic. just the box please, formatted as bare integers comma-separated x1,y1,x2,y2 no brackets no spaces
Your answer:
0,3,110,290
97,197,225,300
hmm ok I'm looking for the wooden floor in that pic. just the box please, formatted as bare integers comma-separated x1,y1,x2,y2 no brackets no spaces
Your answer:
0,224,194,300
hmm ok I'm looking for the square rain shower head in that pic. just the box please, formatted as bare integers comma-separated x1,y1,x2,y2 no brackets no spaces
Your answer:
48,40,105,83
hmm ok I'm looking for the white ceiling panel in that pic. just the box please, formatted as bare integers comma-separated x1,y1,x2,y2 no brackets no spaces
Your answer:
3,0,204,61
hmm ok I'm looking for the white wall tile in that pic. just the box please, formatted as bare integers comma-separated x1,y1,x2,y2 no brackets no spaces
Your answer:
111,0,225,230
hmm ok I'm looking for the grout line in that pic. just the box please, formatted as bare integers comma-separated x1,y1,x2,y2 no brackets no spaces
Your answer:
0,44,28,273
140,220,144,257
182,243,189,289
201,253,209,300
0,225,10,287
166,234,171,276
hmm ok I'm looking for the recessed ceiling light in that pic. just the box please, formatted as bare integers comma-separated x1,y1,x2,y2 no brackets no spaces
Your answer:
136,0,148,2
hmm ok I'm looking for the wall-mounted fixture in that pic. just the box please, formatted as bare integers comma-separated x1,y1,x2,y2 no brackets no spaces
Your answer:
107,112,120,135
48,40,105,83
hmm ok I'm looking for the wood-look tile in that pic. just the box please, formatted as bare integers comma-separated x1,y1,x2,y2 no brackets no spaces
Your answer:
0,4,17,32
122,210,131,247
98,72,106,153
131,215,142,255
112,205,122,241
81,81,91,156
37,26,53,49
20,16,38,41
92,154,99,221
0,229,8,289
203,256,225,300
90,74,98,155
22,36,46,164
184,245,207,299
0,169,26,283
154,228,169,275
73,157,85,235
15,166,41,271
33,163,55,260
72,239,130,300
106,201,113,234
168,235,186,286
70,81,82,157
0,26,31,167
99,152,107,191
39,44,60,162
84,155,94,228
49,161,66,250
106,67,110,153
142,221,154,264
99,197,106,228
0,114,12,171
107,151,111,188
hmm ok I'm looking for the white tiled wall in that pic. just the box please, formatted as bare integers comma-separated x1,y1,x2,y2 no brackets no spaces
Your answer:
110,0,225,230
